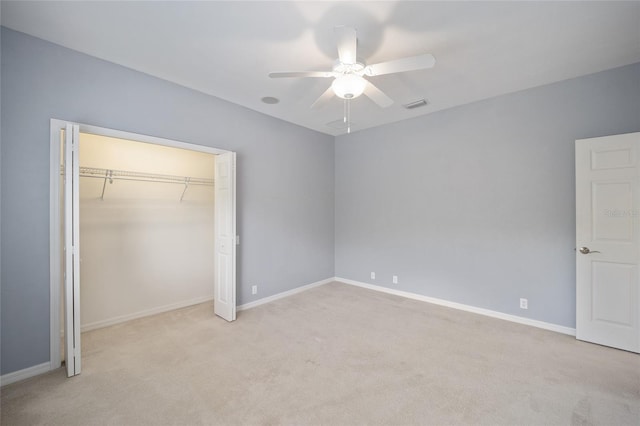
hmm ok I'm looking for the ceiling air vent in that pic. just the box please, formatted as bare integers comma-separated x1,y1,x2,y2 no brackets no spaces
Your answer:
403,99,429,110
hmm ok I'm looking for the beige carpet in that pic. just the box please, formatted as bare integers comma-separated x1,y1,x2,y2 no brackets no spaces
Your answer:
1,282,639,425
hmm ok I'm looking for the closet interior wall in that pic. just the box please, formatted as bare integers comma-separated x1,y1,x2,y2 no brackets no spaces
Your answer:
78,133,216,331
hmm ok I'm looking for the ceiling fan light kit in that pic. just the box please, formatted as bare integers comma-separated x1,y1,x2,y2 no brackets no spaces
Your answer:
331,74,367,99
268,25,435,133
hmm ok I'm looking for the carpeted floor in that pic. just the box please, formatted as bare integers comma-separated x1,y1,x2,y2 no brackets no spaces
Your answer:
1,281,639,425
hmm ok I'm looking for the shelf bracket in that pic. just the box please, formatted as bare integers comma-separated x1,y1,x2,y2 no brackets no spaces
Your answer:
100,170,113,200
180,177,191,202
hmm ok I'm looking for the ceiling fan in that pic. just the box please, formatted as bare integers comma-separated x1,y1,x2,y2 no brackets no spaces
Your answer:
268,26,436,132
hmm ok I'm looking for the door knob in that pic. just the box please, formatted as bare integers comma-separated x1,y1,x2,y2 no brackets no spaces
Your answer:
579,247,601,254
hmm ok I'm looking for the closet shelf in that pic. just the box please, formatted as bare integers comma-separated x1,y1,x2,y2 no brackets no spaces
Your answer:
61,166,214,201
78,167,214,186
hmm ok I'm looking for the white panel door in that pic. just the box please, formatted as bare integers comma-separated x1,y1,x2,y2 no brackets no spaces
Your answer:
576,132,640,353
214,152,237,321
64,123,82,375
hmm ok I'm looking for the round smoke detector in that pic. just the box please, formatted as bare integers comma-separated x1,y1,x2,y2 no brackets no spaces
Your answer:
261,96,280,104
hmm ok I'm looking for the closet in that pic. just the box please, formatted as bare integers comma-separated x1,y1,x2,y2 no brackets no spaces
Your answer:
77,133,216,331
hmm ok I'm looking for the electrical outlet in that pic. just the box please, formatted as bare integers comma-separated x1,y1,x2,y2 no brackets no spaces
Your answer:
392,275,398,284
371,272,376,280
252,285,257,295
520,298,528,309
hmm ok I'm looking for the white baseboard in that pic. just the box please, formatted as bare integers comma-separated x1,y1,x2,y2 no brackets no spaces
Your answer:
1,362,51,387
81,296,214,332
335,277,576,336
238,277,335,311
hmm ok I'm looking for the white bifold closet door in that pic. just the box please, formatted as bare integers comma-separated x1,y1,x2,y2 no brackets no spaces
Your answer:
63,123,81,377
214,152,237,322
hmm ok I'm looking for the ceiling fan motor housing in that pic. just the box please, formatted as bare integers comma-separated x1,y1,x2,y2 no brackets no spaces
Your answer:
332,59,366,74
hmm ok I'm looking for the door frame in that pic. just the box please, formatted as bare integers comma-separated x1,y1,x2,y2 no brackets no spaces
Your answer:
49,119,236,370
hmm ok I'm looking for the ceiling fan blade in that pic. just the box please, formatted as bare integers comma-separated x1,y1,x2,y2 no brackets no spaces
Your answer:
310,85,335,109
269,71,334,78
334,26,357,65
363,80,393,108
364,53,436,77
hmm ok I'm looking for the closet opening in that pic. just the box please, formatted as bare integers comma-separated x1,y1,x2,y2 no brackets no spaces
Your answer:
78,132,216,331
49,120,237,377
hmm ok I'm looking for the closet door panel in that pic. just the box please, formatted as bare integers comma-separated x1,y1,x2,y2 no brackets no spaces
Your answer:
214,152,236,321
63,123,81,377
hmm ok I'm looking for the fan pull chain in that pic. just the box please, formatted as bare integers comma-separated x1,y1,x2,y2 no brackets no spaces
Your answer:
343,100,347,123
342,99,352,134
346,99,351,134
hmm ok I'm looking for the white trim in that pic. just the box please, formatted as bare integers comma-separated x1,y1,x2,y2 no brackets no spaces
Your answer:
237,277,335,311
49,119,63,370
81,296,215,332
336,277,576,336
1,363,51,387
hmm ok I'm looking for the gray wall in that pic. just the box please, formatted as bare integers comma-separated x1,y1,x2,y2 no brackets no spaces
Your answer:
335,62,640,328
0,28,335,375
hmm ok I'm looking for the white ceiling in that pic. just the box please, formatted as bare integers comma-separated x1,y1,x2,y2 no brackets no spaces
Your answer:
2,1,639,136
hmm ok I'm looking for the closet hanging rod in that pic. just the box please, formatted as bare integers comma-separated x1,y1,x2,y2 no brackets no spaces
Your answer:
81,174,214,186
72,166,214,186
